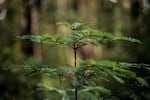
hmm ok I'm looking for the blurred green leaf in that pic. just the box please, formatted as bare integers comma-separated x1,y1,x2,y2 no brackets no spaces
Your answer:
115,37,142,44
79,91,98,100
82,59,149,85
80,86,111,94
136,77,149,87
37,83,70,100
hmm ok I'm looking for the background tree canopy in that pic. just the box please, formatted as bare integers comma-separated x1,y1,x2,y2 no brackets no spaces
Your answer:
0,0,150,99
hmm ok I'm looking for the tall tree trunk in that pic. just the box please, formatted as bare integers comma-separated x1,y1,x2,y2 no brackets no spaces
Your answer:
22,0,41,62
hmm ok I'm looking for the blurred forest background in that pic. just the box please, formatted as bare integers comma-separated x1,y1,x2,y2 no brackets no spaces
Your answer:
0,0,150,99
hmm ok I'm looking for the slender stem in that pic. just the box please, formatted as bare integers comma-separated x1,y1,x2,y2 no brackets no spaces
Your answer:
75,87,78,100
74,48,77,68
73,43,78,100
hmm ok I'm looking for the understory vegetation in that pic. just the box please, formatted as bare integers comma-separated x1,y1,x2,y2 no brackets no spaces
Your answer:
17,22,150,100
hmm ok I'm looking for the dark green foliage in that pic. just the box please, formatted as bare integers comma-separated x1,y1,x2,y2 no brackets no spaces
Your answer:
17,22,149,100
82,59,149,86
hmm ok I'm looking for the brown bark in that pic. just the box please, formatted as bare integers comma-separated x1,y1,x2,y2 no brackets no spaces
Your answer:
22,0,42,62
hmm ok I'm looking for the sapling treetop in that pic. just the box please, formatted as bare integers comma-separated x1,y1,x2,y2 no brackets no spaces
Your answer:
17,22,149,100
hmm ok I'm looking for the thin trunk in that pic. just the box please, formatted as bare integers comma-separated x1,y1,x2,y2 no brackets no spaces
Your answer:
74,47,78,100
